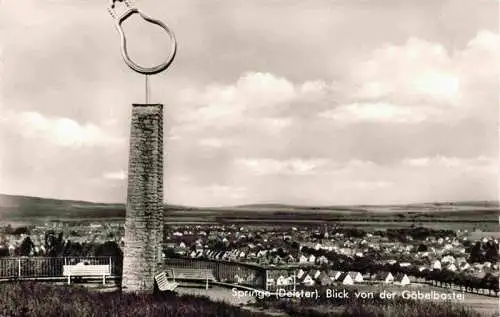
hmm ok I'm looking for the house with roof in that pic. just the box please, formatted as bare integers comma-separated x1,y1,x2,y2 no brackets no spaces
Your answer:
276,275,291,286
310,269,321,279
417,266,428,272
296,269,305,279
337,272,354,285
299,255,309,263
286,254,296,263
328,270,342,281
376,272,394,284
299,272,315,286
432,260,441,270
348,271,364,283
459,262,471,271
272,255,282,265
446,263,458,272
317,255,329,265
316,271,333,286
394,273,411,286
441,255,455,264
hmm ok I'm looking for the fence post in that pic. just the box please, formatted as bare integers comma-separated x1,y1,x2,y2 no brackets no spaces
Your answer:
18,258,21,278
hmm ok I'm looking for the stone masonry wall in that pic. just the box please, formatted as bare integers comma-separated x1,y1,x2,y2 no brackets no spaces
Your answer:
122,104,164,293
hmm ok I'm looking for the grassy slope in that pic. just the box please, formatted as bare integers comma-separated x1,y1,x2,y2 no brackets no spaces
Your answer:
0,282,487,317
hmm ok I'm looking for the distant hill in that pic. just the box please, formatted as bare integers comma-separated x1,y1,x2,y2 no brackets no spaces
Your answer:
0,194,126,219
0,193,498,221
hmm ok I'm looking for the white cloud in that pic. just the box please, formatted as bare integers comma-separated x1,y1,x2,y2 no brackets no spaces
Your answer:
3,111,124,148
177,72,297,127
354,37,459,103
318,102,439,123
235,157,329,175
326,30,500,124
402,155,497,172
411,72,460,103
300,80,329,95
198,138,227,148
103,170,127,181
175,72,332,134
356,30,500,105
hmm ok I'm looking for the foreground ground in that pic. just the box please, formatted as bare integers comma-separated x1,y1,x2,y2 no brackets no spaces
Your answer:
0,282,495,317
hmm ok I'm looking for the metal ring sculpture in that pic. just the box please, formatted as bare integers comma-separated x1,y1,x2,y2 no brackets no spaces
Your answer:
108,0,177,75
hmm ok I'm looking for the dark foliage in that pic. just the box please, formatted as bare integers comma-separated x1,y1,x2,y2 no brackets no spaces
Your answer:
0,282,269,317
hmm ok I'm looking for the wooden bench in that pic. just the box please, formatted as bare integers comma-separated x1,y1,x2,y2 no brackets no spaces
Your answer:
155,272,179,292
63,264,111,285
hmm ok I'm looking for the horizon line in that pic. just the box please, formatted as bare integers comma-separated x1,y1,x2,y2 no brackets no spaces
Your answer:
1,192,498,209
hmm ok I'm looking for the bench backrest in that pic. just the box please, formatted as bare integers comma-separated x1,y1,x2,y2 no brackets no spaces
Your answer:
165,268,216,281
63,264,110,276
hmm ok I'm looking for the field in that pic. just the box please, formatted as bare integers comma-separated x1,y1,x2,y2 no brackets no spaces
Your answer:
1,194,498,226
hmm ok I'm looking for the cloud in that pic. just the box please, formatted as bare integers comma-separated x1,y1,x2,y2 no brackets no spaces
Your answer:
402,155,497,173
174,72,331,132
353,37,459,103
1,0,498,206
316,30,500,125
235,157,330,175
102,170,127,181
176,72,296,126
198,137,231,148
318,102,440,123
2,111,124,148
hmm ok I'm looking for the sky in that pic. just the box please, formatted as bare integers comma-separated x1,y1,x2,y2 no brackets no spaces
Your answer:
0,0,499,207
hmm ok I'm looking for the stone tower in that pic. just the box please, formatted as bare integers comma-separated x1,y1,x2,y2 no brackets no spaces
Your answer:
121,104,164,293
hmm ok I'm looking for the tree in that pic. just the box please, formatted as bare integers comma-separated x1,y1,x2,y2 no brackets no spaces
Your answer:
95,241,124,275
482,273,492,295
16,236,34,256
484,241,499,263
45,231,64,257
416,244,428,252
440,269,455,288
468,242,484,263
0,247,9,257
94,241,123,258
453,273,464,291
63,241,83,256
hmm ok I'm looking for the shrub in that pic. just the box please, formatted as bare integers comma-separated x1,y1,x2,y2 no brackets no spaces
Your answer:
0,282,268,317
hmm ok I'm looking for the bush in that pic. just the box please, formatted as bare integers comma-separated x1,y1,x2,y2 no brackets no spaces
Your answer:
0,282,268,317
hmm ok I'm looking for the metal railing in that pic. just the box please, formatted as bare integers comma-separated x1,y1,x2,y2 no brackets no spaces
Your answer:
0,257,119,279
